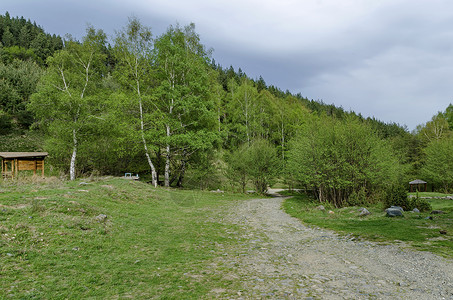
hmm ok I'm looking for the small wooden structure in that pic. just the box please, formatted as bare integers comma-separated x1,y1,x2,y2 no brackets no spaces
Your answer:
0,152,48,179
409,179,427,192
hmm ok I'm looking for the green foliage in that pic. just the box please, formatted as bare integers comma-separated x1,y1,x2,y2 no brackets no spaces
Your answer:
153,23,219,186
346,187,367,206
0,131,43,151
0,13,63,65
421,136,453,193
0,59,42,129
28,27,108,180
384,185,411,210
246,139,280,194
383,185,432,212
288,116,402,207
0,13,414,187
225,144,249,193
0,109,13,134
410,197,432,212
226,139,280,194
284,195,453,258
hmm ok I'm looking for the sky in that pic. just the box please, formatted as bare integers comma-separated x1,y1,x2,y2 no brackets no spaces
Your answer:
4,0,453,130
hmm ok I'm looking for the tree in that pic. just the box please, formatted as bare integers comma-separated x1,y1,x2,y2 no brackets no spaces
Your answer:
225,145,249,193
421,136,453,193
416,113,450,144
226,139,280,194
153,23,218,187
29,27,107,180
246,139,280,194
113,17,159,187
2,26,14,47
288,116,401,207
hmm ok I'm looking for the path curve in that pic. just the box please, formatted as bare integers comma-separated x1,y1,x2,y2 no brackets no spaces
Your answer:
211,197,453,299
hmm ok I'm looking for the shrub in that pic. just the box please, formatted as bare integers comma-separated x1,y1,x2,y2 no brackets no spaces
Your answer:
384,185,411,210
346,187,367,206
410,197,432,212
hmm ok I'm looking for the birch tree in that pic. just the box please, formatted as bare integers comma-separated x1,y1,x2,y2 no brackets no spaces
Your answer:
153,23,217,187
29,27,107,180
113,17,159,187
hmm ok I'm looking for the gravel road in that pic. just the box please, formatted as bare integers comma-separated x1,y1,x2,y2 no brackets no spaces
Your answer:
209,197,453,299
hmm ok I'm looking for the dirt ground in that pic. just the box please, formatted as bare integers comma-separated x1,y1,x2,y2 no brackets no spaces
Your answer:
209,196,453,299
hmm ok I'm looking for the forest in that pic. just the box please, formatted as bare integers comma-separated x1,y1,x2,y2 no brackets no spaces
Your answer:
2,12,453,207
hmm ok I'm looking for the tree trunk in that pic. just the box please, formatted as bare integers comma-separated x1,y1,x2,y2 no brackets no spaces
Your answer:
139,97,158,187
70,129,77,181
176,159,187,188
165,124,171,187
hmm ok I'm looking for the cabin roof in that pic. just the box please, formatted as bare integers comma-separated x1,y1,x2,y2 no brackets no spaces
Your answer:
0,152,48,159
409,179,427,185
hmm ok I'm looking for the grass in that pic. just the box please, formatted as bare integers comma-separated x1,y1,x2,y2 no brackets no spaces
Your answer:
409,191,453,198
283,193,453,258
0,177,252,299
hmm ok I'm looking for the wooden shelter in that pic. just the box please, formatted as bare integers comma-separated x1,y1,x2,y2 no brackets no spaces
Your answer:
409,179,427,192
0,152,48,179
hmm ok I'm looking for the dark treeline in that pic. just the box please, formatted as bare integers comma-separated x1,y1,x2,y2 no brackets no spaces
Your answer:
1,13,452,206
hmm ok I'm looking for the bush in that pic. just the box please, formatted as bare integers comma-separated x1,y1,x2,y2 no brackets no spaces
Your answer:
410,197,432,212
384,185,411,210
383,185,432,212
346,187,367,206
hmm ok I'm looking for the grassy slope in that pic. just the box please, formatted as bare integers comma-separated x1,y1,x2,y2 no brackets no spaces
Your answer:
0,178,250,299
283,193,453,258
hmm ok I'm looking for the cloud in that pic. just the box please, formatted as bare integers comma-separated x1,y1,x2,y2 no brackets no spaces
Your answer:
4,0,453,129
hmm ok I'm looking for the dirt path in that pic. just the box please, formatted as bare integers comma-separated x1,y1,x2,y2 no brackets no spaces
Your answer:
210,197,453,299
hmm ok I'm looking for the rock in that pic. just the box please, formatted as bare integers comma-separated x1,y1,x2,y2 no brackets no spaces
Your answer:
425,216,433,220
359,208,371,216
328,210,335,215
431,210,445,214
386,207,403,217
440,230,447,235
95,214,108,222
210,189,224,193
79,182,89,186
315,205,325,211
412,208,420,213
390,206,404,212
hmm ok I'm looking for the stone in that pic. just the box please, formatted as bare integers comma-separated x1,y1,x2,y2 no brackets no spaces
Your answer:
328,210,335,215
386,207,403,217
425,216,433,220
431,210,445,214
315,205,325,211
440,230,447,235
359,208,371,216
390,206,404,212
95,214,108,222
412,208,420,213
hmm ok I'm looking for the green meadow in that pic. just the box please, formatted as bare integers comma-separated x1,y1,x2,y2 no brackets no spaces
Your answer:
0,178,250,299
283,192,453,258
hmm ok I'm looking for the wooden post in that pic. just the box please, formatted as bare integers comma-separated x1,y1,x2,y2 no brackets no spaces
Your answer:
41,159,45,178
34,160,37,176
15,159,18,178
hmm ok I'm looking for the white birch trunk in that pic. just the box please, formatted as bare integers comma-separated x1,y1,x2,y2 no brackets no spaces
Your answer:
70,129,77,181
165,124,171,187
139,96,158,187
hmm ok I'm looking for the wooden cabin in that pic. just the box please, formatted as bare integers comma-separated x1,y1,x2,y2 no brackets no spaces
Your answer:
0,152,48,179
